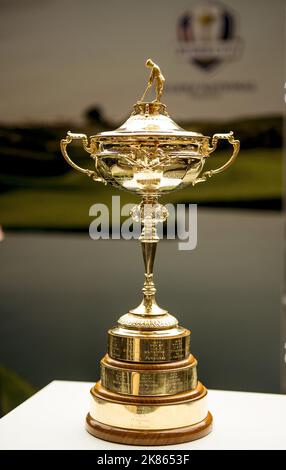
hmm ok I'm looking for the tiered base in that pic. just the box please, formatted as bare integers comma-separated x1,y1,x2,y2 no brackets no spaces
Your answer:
86,323,212,445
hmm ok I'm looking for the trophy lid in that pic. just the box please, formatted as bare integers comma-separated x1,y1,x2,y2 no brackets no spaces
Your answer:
97,101,203,139
94,59,204,141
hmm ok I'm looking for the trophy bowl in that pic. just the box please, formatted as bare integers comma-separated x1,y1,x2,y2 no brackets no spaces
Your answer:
61,100,239,196
60,59,240,446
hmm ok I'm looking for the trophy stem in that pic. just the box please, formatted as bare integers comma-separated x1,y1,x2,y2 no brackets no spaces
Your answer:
140,196,159,313
140,238,158,313
128,196,169,317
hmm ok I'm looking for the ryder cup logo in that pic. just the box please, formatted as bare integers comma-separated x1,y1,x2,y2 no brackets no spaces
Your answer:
177,1,243,71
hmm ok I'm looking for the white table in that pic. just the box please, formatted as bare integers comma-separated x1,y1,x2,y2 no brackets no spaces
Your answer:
0,381,285,450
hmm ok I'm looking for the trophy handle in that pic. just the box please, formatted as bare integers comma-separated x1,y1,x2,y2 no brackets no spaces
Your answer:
60,131,104,182
194,131,240,184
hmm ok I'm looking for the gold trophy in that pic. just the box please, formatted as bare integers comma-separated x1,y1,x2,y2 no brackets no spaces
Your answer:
60,59,239,445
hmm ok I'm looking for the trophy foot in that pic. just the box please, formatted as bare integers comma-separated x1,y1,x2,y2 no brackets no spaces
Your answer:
118,312,178,330
86,412,213,446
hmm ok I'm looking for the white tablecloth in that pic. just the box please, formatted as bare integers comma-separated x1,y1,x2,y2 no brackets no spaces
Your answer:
0,380,285,450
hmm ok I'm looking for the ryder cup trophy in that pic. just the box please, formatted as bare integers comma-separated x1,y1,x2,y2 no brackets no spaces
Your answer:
60,59,239,445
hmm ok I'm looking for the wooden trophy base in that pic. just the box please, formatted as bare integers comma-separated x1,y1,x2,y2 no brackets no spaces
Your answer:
86,412,212,446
